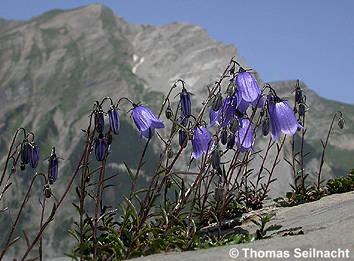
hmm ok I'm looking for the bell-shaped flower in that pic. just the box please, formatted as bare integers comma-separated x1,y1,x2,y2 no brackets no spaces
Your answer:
48,148,59,184
180,88,191,118
235,118,254,151
237,98,250,114
262,118,270,137
95,134,108,161
108,107,120,135
235,70,261,102
179,130,188,148
212,93,223,111
211,148,221,170
192,126,212,159
29,143,39,168
95,110,105,133
221,96,236,127
226,134,235,149
21,141,31,164
251,95,265,109
220,129,228,145
209,106,222,127
180,115,189,127
268,97,302,140
131,105,165,139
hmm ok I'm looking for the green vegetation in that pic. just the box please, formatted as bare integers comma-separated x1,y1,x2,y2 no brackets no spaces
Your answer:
326,170,354,194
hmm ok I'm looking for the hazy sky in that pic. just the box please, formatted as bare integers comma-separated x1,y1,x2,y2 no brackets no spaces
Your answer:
1,0,353,104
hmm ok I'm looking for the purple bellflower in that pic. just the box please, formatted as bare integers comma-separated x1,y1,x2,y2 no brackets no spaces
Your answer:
209,96,238,128
192,126,212,159
220,129,228,145
179,130,188,148
180,88,191,118
226,134,235,149
209,106,221,127
221,96,236,127
131,105,164,139
251,95,265,109
234,118,254,151
29,143,39,168
108,107,120,135
21,141,31,165
212,93,223,111
268,96,302,140
48,147,59,184
235,69,261,102
95,110,105,133
95,134,108,161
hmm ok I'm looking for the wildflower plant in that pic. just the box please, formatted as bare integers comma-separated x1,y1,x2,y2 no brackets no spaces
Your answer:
0,58,345,260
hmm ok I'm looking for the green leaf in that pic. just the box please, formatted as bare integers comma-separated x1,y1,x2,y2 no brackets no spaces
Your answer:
265,224,282,232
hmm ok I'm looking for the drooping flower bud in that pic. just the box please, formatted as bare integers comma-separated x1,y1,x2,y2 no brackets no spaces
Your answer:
229,117,240,133
29,143,39,168
262,118,270,137
226,134,235,149
220,129,228,145
167,148,174,159
165,105,173,119
338,116,345,129
95,110,105,133
180,88,191,118
211,149,221,170
180,116,189,127
21,140,31,165
108,107,120,135
20,163,26,171
226,83,234,97
295,87,304,104
48,148,59,184
229,63,235,75
43,184,52,198
179,130,188,148
212,93,223,112
95,134,108,161
298,103,306,117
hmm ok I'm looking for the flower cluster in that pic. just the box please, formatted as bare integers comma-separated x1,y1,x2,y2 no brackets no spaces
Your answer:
165,67,302,162
93,98,165,162
20,138,39,170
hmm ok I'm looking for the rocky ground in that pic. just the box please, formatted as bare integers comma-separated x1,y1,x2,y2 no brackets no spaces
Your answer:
130,191,354,261
47,191,354,261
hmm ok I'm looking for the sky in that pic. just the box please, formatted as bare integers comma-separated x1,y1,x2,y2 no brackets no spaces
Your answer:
1,0,353,104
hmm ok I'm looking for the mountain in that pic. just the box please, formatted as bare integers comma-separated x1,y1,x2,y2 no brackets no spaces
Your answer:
0,4,353,259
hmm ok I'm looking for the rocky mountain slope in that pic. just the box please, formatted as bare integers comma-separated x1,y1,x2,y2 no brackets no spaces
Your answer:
0,4,353,258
